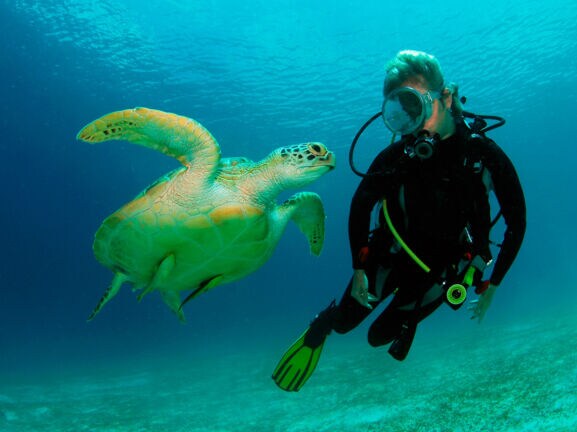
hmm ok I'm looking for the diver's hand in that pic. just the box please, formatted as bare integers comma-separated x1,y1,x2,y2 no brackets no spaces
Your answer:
351,269,378,309
469,283,498,323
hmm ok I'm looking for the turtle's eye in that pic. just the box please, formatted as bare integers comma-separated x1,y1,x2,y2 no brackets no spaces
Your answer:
308,143,325,155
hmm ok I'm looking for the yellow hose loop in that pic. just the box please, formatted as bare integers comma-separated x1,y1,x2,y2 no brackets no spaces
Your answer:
382,199,431,273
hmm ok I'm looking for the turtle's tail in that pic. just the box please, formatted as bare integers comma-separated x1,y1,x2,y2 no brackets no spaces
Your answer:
87,273,127,322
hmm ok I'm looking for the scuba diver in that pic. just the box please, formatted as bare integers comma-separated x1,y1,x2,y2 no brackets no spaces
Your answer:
272,50,526,392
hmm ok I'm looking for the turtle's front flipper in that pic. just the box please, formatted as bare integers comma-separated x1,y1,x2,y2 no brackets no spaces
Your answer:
88,273,128,322
276,192,325,256
77,107,221,178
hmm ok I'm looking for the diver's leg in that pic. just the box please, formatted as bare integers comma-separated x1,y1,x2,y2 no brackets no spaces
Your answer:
389,289,445,361
366,264,436,359
365,264,411,347
296,263,384,359
368,294,419,361
328,277,371,334
329,261,387,334
369,277,447,360
272,264,380,391
415,295,444,323
367,305,406,347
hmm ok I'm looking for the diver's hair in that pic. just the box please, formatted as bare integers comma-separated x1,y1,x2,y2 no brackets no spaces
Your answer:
384,50,445,95
384,50,464,116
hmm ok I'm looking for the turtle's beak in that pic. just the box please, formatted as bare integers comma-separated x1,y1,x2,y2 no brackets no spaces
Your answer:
320,151,336,170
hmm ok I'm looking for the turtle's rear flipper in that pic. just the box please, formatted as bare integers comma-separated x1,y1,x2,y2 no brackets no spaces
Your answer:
160,290,186,323
158,275,224,323
179,275,224,311
87,273,128,322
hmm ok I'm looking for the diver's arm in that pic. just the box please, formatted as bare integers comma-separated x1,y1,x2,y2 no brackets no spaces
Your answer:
347,165,384,309
348,148,396,269
348,144,402,309
469,283,497,322
469,140,525,323
349,180,381,268
484,141,527,286
350,269,378,309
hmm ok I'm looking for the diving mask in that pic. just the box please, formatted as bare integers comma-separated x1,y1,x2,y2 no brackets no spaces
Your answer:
382,87,442,135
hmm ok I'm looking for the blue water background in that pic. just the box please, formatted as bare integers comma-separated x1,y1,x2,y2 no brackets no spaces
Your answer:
1,0,576,381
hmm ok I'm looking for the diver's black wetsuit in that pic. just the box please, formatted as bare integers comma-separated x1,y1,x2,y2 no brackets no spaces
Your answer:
328,124,526,354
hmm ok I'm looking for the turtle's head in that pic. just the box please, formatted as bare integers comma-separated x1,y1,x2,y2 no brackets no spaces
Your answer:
272,142,336,188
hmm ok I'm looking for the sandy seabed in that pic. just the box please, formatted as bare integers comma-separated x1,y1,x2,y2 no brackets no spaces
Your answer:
1,312,576,432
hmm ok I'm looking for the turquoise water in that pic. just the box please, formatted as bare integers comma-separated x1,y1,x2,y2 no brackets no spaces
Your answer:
2,0,577,430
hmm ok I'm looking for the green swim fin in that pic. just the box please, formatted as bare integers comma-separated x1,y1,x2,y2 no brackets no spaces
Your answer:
272,301,335,392
272,328,326,392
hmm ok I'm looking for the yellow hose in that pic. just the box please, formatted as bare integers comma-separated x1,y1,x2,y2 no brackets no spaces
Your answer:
382,199,431,273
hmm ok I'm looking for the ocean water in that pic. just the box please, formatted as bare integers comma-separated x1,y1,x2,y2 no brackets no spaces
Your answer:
1,0,577,431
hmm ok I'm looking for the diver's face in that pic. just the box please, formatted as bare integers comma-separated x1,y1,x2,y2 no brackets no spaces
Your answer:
400,78,454,138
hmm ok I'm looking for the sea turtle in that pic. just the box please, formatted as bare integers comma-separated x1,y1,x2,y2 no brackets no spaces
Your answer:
77,107,335,322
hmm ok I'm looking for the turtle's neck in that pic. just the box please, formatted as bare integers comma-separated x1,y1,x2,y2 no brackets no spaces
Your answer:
234,158,285,206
